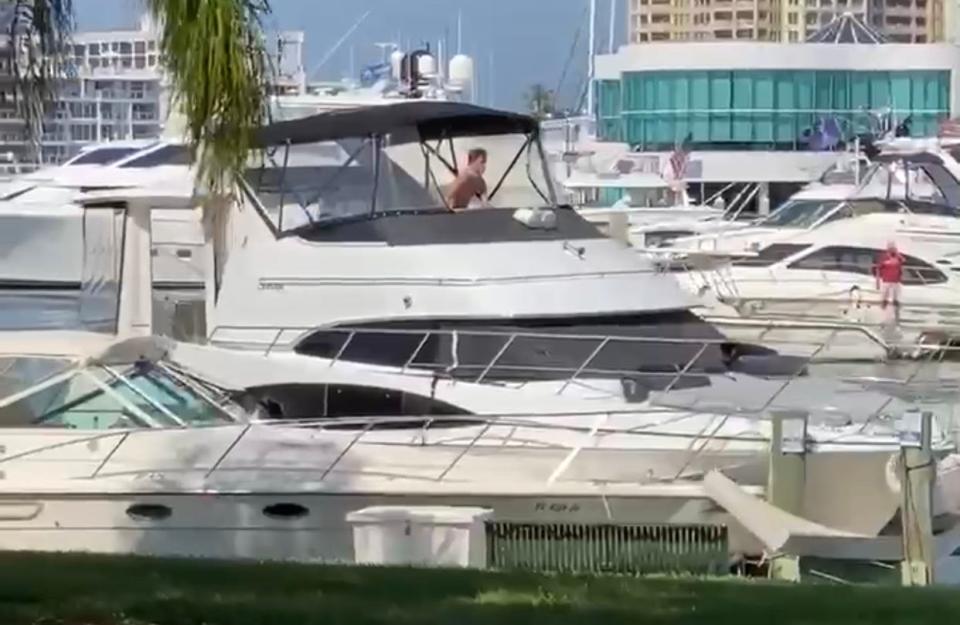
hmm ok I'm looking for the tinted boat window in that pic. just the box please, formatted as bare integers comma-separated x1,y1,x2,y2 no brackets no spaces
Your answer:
68,147,141,165
788,245,947,285
247,383,478,429
119,145,193,168
731,243,810,268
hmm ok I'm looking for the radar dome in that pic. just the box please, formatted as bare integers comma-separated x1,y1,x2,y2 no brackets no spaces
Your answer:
448,54,475,87
390,50,405,80
417,53,437,77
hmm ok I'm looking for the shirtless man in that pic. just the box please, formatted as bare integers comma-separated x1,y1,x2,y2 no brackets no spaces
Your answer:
446,148,488,210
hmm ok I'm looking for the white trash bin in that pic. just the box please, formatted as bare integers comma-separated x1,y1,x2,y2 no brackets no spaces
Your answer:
346,506,493,569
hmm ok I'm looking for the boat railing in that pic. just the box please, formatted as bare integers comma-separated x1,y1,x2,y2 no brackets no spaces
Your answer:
660,256,960,332
0,405,916,487
206,318,947,406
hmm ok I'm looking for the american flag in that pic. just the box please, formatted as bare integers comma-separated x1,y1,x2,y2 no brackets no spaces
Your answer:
939,117,960,138
668,132,693,181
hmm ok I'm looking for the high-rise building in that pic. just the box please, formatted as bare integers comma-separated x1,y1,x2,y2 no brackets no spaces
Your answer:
0,13,307,173
48,13,168,164
869,0,942,43
626,0,943,43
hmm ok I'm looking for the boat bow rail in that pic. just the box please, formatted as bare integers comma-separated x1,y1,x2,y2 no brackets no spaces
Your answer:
0,406,920,490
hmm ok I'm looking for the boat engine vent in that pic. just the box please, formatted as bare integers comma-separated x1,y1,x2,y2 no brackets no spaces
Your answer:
485,522,728,575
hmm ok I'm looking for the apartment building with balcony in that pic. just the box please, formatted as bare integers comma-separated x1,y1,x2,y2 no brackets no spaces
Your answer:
0,13,307,172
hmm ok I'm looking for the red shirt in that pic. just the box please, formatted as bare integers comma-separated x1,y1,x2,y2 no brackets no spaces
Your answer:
874,250,904,284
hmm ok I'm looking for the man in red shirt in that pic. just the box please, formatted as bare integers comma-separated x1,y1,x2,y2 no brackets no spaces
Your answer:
874,241,905,320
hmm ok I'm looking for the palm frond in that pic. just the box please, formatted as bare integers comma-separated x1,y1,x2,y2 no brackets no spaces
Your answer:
146,0,273,195
7,0,75,162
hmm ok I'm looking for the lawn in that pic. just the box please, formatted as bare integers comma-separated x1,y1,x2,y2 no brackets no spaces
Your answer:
0,551,956,625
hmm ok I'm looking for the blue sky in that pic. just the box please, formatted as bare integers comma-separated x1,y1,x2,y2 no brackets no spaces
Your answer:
74,0,624,111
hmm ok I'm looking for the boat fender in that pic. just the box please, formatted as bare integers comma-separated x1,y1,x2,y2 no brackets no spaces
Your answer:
885,452,902,496
513,207,557,230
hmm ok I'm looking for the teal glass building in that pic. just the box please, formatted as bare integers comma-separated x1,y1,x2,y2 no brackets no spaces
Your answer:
593,43,958,151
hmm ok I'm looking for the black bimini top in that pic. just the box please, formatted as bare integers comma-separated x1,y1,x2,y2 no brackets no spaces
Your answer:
256,101,539,147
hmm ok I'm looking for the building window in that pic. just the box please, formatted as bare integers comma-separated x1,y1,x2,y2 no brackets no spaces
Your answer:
788,13,798,24
134,41,146,54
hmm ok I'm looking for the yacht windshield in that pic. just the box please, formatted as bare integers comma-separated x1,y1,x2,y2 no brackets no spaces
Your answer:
819,159,870,185
860,159,959,205
0,359,235,429
756,199,842,228
65,146,148,166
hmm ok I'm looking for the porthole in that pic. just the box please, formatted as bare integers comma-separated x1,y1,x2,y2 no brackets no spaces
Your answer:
263,502,309,520
126,503,172,521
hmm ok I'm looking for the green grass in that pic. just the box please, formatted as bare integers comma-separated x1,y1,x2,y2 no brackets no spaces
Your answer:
0,552,956,625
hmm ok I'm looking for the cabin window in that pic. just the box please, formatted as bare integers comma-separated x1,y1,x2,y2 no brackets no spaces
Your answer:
756,199,843,228
644,230,693,248
126,503,172,520
246,383,478,430
731,243,810,268
788,246,947,285
67,147,142,165
263,503,309,520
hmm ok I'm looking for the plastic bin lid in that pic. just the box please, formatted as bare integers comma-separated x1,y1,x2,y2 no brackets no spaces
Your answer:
346,505,493,524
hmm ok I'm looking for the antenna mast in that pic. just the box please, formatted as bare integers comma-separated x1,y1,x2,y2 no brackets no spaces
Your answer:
586,0,597,116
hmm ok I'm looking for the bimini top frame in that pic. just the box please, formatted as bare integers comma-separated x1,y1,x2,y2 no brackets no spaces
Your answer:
245,101,557,238
254,101,540,147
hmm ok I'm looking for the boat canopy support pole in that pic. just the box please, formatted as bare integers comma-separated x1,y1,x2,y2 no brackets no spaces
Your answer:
117,199,154,338
767,409,808,582
899,410,935,586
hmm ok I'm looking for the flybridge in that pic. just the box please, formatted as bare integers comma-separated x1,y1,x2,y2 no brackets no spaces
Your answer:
242,101,558,236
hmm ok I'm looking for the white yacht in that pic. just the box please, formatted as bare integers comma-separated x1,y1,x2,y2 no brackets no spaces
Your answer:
2,183,960,574
655,140,960,358
206,100,830,381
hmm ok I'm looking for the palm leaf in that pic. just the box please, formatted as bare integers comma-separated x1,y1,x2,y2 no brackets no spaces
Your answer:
146,0,272,194
7,0,272,190
6,0,75,163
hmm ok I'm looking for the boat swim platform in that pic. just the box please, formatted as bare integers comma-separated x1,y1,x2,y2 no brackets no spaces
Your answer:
704,470,960,583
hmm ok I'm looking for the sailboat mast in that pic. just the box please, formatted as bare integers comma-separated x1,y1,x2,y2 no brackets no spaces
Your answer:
608,0,616,54
587,0,597,116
